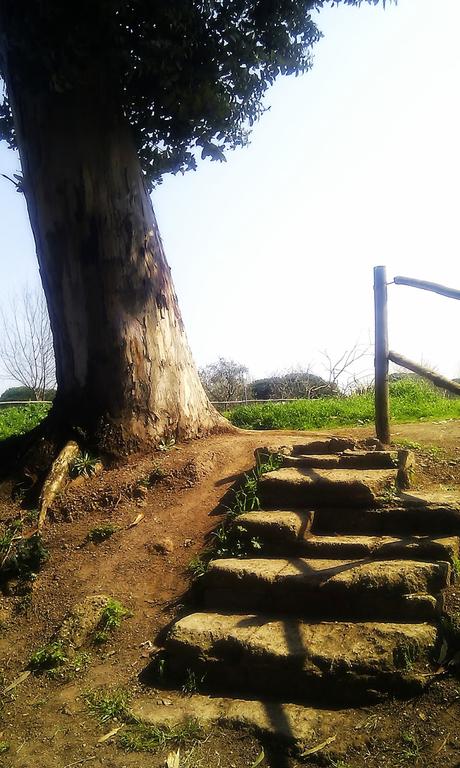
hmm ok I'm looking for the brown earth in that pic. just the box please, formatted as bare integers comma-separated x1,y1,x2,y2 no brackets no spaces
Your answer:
0,422,460,768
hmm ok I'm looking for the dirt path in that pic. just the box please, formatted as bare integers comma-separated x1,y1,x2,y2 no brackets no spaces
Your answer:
0,422,460,767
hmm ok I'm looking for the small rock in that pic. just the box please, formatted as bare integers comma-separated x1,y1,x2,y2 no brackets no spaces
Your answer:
152,538,174,554
183,538,193,548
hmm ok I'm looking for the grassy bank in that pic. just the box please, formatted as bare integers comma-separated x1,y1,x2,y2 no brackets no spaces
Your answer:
0,403,51,441
226,379,460,431
1,380,459,441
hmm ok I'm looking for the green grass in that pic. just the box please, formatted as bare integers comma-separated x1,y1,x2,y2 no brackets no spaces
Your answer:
227,379,460,431
87,524,117,543
93,598,130,644
0,402,50,441
84,688,132,722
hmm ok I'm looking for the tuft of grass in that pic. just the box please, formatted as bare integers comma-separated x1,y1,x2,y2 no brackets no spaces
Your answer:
87,524,117,543
29,641,68,673
158,437,176,452
188,455,279,579
93,598,130,644
84,687,132,722
181,668,206,695
0,741,10,755
70,452,100,478
401,731,421,761
227,378,460,431
452,557,460,580
30,641,91,680
119,718,203,753
393,640,421,671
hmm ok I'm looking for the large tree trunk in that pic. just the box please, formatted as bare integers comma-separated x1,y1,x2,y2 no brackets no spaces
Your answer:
1,69,226,453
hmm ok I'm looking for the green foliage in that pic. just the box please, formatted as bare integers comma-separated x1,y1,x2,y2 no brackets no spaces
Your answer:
400,731,420,761
87,524,117,543
119,718,203,753
136,465,166,490
0,402,50,441
84,688,132,723
0,522,48,580
0,741,10,755
29,641,68,672
158,437,176,452
181,668,206,695
227,378,460,431
70,452,100,478
393,640,421,671
0,2,328,186
452,557,460,580
85,686,203,754
93,599,130,644
188,454,279,577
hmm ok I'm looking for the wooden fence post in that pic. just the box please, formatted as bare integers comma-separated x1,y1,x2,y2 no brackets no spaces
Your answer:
374,265,390,444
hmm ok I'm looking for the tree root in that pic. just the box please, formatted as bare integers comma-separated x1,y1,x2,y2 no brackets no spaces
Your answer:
37,440,80,529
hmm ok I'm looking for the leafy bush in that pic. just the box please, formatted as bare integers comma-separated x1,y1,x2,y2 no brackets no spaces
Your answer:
0,403,50,441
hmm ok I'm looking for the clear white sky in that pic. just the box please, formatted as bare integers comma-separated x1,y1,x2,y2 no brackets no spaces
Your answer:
1,0,460,391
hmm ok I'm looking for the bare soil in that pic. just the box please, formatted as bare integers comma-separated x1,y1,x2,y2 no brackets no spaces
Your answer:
0,422,460,768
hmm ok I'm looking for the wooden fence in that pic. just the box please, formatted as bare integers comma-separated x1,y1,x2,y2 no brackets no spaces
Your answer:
374,266,460,444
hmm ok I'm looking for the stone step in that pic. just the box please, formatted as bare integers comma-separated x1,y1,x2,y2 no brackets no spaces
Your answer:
280,450,400,470
131,691,372,760
202,557,450,619
164,612,438,703
236,510,460,561
313,502,460,535
255,437,382,461
259,467,400,509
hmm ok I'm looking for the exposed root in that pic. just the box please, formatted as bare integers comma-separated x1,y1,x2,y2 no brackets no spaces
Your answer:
37,440,80,529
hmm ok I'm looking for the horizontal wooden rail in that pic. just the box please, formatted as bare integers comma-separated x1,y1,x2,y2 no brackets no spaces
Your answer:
388,351,460,396
393,276,460,301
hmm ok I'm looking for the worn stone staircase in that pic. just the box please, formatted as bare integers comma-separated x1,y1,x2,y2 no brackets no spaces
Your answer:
159,438,459,707
133,438,460,756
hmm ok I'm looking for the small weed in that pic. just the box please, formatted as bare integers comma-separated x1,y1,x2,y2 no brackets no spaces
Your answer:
70,452,100,478
401,731,420,760
441,613,460,651
0,741,10,755
188,456,276,580
452,557,460,580
136,465,166,490
255,452,284,474
29,641,68,673
181,668,205,695
188,554,210,579
119,718,203,753
84,687,132,722
329,761,354,768
158,437,175,452
87,524,117,543
396,440,422,451
67,651,91,676
93,598,130,644
382,482,399,504
228,471,260,516
14,591,32,615
394,640,421,671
